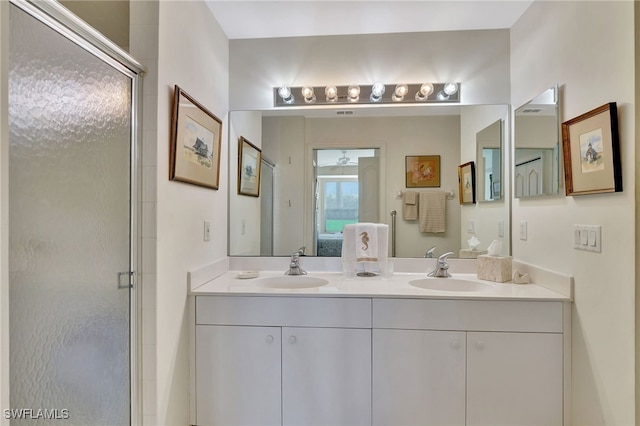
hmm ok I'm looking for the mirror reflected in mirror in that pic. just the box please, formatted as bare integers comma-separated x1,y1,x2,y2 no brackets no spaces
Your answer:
514,85,560,198
476,119,503,202
228,105,510,258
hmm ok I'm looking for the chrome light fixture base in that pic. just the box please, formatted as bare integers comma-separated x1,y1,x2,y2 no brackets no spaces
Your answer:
274,83,460,107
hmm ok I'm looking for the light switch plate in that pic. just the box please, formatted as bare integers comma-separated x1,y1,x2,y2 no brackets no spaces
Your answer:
573,224,601,253
467,220,476,234
519,221,527,241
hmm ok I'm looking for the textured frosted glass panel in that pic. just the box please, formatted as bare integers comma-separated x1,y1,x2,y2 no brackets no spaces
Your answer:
9,5,131,425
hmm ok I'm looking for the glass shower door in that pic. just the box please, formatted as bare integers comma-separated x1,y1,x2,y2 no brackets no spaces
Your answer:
9,4,133,425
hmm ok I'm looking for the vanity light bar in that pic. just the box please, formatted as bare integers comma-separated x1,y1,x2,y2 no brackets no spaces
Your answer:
274,83,460,107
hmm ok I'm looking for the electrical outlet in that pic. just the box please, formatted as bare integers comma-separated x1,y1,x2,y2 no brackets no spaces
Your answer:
498,220,504,238
203,221,211,242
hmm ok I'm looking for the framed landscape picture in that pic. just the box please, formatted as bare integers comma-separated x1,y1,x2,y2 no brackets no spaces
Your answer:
562,102,622,196
169,85,222,189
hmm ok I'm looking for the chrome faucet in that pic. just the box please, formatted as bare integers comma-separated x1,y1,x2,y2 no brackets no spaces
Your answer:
428,252,454,278
424,246,437,258
285,247,307,275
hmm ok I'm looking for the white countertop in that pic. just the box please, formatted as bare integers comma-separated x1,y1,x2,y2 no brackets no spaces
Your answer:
191,270,572,301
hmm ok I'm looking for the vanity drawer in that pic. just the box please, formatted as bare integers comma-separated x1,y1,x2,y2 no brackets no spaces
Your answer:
196,296,372,328
373,299,563,333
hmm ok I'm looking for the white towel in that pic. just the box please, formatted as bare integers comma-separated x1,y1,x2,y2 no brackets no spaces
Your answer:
355,223,378,262
419,191,446,233
402,191,418,221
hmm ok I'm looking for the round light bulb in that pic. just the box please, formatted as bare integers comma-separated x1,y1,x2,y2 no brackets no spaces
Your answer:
370,82,386,102
301,86,316,103
436,90,450,101
325,85,338,102
278,86,291,99
443,82,458,96
392,84,409,101
371,82,385,97
278,86,294,104
416,83,434,100
347,85,360,102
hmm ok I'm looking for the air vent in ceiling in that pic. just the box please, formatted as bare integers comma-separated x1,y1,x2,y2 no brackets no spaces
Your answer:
336,110,354,115
521,108,542,113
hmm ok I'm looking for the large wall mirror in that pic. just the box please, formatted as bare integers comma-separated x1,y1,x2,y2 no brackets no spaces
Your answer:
228,105,510,258
514,85,560,198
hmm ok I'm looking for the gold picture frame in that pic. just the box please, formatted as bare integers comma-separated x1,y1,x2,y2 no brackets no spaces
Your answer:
238,136,262,197
405,155,441,188
458,161,476,204
169,85,222,189
562,102,622,196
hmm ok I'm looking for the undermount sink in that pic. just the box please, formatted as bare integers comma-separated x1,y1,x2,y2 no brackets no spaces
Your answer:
409,278,494,292
254,275,330,289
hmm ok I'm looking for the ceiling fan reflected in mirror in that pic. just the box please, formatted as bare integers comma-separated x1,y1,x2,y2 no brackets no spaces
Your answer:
336,150,352,166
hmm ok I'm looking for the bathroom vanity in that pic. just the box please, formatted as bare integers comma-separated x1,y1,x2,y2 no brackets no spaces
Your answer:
189,267,571,426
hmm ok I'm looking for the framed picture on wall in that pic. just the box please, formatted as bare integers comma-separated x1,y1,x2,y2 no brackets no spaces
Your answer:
405,155,441,188
238,136,262,197
562,102,622,196
458,161,476,204
169,85,222,189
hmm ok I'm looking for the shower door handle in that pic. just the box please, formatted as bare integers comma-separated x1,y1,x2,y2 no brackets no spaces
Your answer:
118,271,134,289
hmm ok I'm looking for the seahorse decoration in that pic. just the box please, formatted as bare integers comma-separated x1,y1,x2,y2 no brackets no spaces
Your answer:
359,231,369,251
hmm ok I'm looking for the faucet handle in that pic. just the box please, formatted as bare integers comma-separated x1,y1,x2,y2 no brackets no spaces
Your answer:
438,252,454,263
296,246,306,256
425,246,437,258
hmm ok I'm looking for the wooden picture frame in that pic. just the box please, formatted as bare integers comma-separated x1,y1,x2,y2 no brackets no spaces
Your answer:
561,102,622,196
169,85,222,189
405,155,441,188
458,161,476,204
238,136,262,197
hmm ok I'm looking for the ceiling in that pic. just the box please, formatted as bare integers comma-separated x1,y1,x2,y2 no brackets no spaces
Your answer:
205,0,534,40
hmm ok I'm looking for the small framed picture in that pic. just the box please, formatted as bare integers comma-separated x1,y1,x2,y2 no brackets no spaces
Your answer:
562,102,622,196
458,161,476,204
238,136,262,197
405,155,441,188
169,85,222,189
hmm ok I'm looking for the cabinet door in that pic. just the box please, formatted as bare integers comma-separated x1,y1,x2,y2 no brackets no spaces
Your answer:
282,327,371,426
373,329,466,426
196,325,282,426
467,332,563,426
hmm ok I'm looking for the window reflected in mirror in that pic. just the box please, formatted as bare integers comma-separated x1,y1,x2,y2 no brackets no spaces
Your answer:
314,148,380,257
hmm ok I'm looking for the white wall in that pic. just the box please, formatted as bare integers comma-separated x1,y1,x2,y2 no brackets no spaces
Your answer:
229,111,262,255
0,1,8,423
151,1,229,424
229,30,510,110
511,1,635,424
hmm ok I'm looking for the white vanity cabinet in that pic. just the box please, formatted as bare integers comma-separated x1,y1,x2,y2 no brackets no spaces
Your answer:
193,296,372,426
196,325,282,425
373,299,567,426
466,331,563,426
193,295,568,426
373,329,466,425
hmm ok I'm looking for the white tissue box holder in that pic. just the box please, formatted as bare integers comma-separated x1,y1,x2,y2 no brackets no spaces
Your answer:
477,255,512,283
459,249,488,259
